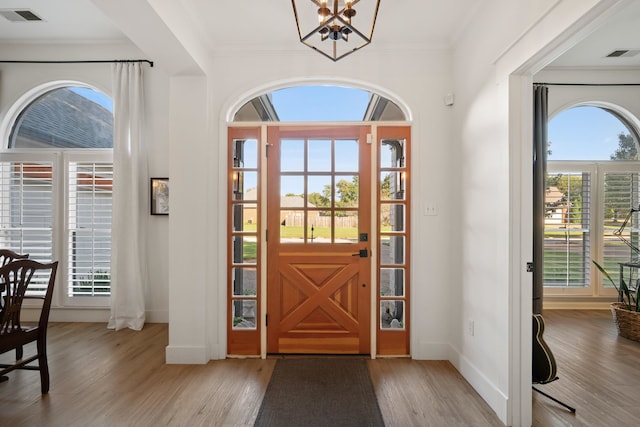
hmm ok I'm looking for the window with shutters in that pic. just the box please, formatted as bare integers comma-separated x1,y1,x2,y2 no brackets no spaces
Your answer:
546,105,640,296
1,85,113,305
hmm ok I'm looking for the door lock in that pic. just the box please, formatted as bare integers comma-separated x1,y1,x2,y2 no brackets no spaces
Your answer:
352,249,369,258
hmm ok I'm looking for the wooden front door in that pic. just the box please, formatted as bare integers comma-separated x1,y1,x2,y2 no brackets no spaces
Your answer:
266,126,371,354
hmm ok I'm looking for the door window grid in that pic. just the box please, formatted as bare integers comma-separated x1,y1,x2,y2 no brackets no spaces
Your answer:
279,138,359,244
230,137,259,331
379,137,408,331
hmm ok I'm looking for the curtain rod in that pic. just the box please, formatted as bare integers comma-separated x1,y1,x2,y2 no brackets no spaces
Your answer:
534,82,640,86
0,59,153,67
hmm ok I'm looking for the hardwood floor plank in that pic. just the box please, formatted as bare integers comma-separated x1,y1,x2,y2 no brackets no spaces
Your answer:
12,313,638,427
532,309,640,427
1,322,504,426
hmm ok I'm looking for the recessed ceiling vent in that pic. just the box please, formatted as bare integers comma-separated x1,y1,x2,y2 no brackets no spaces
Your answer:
606,49,640,58
0,9,43,22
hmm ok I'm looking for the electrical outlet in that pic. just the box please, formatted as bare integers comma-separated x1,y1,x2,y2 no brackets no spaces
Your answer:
468,320,475,336
424,203,437,216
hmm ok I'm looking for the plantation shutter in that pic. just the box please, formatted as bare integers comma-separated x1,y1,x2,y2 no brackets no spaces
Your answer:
0,160,54,293
601,171,640,287
67,161,113,296
543,171,591,287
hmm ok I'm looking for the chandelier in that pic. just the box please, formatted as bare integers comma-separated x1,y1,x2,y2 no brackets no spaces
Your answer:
292,0,381,61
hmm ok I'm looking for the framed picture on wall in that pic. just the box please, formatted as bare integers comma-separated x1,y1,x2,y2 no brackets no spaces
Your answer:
150,177,169,215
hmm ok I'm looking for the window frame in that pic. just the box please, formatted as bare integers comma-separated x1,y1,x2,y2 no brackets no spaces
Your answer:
546,160,637,299
62,150,113,307
1,82,114,308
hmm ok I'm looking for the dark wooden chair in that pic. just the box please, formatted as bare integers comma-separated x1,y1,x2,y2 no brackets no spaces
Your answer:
0,259,58,394
0,249,29,267
0,249,29,311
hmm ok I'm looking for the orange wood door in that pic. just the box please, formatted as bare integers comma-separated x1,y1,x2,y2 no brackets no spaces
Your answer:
266,126,371,354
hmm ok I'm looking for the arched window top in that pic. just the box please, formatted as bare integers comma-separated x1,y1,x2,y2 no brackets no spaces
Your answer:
9,86,113,149
233,85,406,122
548,105,639,161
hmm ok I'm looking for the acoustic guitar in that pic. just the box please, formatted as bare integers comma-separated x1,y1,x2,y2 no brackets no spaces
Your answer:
532,313,557,384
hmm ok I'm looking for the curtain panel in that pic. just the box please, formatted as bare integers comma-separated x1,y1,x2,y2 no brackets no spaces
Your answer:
533,85,548,315
108,62,149,331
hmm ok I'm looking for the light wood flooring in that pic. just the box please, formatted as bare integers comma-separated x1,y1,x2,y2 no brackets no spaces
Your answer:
1,310,638,426
532,309,640,426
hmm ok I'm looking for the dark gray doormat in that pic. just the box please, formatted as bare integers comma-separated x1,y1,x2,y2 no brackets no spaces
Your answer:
254,358,385,427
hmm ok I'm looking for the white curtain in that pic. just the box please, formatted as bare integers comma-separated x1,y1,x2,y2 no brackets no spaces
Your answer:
108,62,148,331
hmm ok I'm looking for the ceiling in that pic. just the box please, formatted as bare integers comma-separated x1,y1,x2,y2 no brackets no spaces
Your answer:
0,0,639,69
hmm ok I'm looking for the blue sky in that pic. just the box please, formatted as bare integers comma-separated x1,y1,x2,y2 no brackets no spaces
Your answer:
548,106,630,160
70,87,113,112
271,85,370,121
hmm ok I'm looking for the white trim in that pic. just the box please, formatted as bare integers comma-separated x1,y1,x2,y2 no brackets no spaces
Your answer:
166,345,209,364
222,77,414,124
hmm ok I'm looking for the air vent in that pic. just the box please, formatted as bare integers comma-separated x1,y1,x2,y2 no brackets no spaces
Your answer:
0,9,43,22
606,49,640,58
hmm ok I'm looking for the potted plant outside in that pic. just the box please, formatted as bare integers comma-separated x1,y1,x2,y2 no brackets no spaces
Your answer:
593,260,640,342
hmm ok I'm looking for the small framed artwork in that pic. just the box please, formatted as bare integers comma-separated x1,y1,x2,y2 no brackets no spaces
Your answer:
150,178,169,215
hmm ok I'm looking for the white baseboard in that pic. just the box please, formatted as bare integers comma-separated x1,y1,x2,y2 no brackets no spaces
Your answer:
410,341,506,424
450,349,508,425
165,345,209,364
24,307,169,324
543,300,613,310
410,341,454,360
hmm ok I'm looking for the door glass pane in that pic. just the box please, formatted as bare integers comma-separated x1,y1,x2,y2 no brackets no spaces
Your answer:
232,236,257,264
308,175,331,208
233,171,257,201
232,300,256,329
232,267,257,296
232,204,257,232
308,218,330,242
382,203,405,232
308,139,331,171
280,210,304,242
380,300,405,329
335,139,358,172
380,235,404,265
281,139,304,171
380,268,404,296
232,138,258,169
381,139,405,168
335,175,358,208
334,211,358,243
281,175,304,203
380,171,405,201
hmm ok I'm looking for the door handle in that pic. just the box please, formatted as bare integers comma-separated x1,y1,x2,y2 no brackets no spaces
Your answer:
352,249,368,258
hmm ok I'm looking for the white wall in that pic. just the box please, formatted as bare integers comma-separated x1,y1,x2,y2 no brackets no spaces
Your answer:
451,0,615,424
537,69,640,123
0,42,171,323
